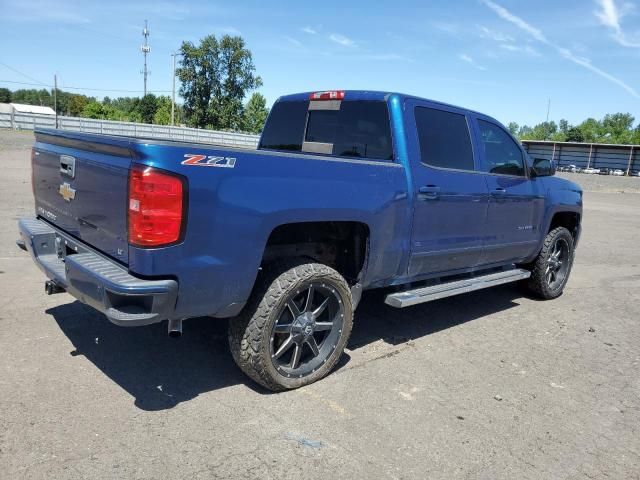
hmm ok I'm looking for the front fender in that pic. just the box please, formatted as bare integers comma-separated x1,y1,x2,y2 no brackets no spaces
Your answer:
528,177,583,260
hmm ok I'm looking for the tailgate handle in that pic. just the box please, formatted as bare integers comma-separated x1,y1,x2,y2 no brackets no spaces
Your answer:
60,155,76,179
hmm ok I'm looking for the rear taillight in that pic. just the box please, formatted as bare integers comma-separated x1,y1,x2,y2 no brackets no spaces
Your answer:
309,90,345,101
128,165,185,247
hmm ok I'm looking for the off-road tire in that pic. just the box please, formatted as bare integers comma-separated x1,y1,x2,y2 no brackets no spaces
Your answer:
228,259,353,391
525,226,575,299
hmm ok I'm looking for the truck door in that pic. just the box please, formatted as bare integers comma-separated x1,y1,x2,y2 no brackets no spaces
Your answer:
405,100,489,276
471,117,545,265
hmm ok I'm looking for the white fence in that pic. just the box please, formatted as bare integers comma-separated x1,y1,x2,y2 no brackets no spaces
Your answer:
0,112,261,149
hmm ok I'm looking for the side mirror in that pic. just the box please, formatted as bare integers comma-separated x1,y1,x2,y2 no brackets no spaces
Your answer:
531,158,556,177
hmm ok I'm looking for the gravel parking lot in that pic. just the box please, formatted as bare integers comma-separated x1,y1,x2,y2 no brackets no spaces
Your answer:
1,130,639,479
556,171,640,194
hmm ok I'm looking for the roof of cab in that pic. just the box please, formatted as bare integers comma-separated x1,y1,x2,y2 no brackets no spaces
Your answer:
277,90,500,125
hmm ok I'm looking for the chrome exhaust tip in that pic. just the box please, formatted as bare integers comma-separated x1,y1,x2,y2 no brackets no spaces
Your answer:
167,318,183,338
45,280,65,295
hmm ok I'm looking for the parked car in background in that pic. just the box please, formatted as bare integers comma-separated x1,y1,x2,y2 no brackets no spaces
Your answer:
566,165,578,173
583,167,599,174
630,170,640,177
598,168,611,175
611,169,625,176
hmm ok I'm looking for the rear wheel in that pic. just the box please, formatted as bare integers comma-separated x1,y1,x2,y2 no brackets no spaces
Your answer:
228,260,353,391
525,226,575,299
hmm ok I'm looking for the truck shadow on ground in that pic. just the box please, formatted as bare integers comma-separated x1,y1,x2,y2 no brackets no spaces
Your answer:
46,284,523,411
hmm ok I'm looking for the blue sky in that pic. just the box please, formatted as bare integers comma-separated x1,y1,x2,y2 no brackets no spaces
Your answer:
1,0,639,126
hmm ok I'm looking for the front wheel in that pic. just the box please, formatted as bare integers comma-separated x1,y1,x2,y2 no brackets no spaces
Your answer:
524,226,575,299
228,260,353,391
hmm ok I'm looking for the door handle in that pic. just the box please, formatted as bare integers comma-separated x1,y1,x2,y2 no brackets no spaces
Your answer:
491,188,507,196
418,185,440,200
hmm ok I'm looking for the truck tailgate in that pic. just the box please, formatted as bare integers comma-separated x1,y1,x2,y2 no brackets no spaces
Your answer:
32,130,132,264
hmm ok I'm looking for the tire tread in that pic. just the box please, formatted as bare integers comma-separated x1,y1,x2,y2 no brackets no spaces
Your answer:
228,259,352,391
526,226,574,299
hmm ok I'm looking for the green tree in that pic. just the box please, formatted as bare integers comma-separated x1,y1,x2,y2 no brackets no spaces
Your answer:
601,113,634,143
521,121,557,141
11,88,52,107
153,96,173,125
68,95,89,116
576,118,601,143
558,119,569,135
177,34,262,129
135,94,158,124
507,121,519,137
153,106,171,125
518,125,533,139
242,92,269,133
81,101,108,119
565,126,585,142
0,88,11,103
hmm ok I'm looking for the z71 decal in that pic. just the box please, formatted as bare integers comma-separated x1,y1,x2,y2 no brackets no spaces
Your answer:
182,154,237,168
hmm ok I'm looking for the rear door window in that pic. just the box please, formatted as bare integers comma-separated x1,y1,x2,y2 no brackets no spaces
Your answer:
414,106,475,171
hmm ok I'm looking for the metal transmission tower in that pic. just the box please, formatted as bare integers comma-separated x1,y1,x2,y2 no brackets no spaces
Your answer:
140,20,151,96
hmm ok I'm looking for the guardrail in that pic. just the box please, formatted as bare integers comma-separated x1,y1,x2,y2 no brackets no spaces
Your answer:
0,112,261,149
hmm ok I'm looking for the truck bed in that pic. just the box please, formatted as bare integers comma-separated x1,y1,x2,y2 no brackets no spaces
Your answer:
30,128,411,319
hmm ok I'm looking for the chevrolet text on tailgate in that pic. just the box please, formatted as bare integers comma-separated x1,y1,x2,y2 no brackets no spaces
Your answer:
17,90,582,391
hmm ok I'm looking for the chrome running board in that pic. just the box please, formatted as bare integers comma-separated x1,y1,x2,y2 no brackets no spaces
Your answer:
384,269,531,308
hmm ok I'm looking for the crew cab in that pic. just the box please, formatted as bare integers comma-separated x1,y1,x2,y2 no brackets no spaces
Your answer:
17,90,582,390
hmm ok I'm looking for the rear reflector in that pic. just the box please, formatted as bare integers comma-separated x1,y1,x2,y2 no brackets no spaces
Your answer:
309,90,345,101
128,165,185,247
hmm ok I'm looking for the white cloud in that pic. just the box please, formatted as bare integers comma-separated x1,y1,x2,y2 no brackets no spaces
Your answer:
329,33,356,47
478,25,514,42
499,44,541,56
482,0,547,42
4,0,91,24
459,54,487,70
482,0,639,99
302,26,317,34
283,36,302,47
431,22,460,35
594,0,640,47
557,47,640,98
221,26,241,35
361,53,414,62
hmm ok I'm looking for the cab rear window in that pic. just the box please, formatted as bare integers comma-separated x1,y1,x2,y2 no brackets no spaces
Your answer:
258,100,309,151
259,99,393,161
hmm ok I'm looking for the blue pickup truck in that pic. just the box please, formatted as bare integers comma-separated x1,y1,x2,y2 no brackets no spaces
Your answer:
18,90,582,390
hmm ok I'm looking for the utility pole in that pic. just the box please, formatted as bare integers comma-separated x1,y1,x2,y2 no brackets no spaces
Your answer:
545,98,551,123
545,97,551,140
171,52,183,126
171,53,176,126
140,20,151,96
53,74,58,128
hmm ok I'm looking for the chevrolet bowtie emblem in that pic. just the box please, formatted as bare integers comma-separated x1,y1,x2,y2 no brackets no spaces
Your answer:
59,182,76,202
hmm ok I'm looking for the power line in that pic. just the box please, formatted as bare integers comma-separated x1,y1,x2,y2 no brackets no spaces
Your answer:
0,79,171,94
0,61,49,86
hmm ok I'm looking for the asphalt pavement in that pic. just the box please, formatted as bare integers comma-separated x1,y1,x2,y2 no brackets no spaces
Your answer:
1,130,639,479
